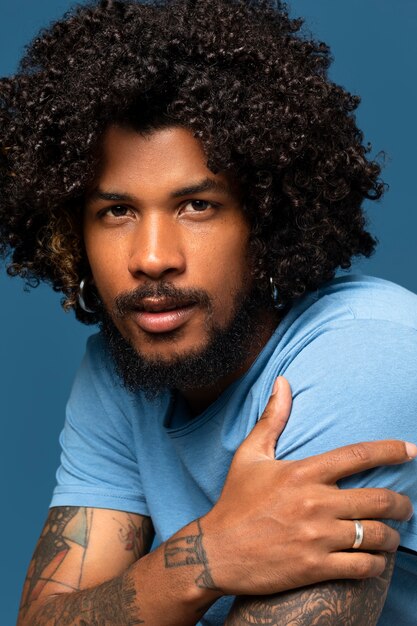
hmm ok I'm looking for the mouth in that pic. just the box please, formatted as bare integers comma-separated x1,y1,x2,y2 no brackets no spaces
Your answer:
132,299,198,333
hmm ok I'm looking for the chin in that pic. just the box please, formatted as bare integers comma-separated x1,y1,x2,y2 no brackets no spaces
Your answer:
98,282,268,395
133,334,210,363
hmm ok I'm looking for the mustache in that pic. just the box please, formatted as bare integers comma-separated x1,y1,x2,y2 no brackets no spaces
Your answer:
113,282,212,317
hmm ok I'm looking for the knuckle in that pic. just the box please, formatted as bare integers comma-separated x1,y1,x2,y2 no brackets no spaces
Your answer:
348,443,371,464
289,463,308,483
352,554,375,579
303,551,319,574
372,522,390,546
375,488,394,514
303,524,321,544
300,496,319,516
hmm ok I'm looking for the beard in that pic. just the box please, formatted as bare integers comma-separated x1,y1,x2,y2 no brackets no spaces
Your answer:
98,280,274,398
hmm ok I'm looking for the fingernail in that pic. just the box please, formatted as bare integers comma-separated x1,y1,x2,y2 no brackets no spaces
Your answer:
405,442,417,459
271,377,280,396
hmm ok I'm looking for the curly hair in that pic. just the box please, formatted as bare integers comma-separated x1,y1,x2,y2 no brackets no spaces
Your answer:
0,0,381,324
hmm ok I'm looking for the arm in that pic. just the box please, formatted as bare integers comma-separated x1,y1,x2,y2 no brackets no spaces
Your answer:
18,507,154,625
225,553,396,626
19,384,414,626
222,319,417,625
18,507,221,626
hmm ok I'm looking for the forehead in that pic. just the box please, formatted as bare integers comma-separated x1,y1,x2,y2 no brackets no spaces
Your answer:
96,125,229,194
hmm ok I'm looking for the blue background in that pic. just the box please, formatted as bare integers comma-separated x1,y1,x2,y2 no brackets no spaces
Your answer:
1,1,416,622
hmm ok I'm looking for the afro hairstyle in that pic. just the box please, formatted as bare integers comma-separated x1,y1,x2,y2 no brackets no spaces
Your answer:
0,0,382,323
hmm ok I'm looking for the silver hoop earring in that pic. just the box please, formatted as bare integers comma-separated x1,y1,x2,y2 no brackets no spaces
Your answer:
78,278,95,313
269,277,286,311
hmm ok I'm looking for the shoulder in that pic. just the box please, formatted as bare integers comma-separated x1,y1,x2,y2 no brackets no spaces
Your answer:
277,275,417,417
68,333,168,432
69,332,125,413
289,274,417,331
313,274,417,328
258,275,417,454
271,274,417,369
249,274,417,425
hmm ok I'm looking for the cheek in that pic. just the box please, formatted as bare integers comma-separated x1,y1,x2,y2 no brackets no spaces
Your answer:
84,235,128,301
197,226,251,295
220,226,251,276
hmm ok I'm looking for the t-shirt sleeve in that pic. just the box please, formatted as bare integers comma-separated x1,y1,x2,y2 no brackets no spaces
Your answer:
272,318,417,552
50,334,150,516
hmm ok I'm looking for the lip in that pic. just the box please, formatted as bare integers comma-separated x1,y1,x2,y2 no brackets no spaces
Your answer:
133,303,197,333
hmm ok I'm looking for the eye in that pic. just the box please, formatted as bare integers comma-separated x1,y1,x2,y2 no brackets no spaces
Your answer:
102,205,133,218
183,200,216,213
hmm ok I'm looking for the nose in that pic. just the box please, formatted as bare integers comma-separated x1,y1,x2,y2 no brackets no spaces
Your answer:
127,212,186,280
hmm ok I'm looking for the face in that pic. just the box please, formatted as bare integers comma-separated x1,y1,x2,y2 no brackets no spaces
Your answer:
84,125,272,394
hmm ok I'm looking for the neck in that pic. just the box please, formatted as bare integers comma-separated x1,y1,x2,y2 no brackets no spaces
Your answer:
180,310,280,417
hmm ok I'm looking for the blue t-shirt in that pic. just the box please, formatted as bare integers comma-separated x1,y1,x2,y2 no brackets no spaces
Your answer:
51,275,417,625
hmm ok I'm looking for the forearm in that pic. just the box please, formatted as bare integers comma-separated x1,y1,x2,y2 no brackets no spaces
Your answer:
225,553,396,626
19,518,222,626
19,431,413,626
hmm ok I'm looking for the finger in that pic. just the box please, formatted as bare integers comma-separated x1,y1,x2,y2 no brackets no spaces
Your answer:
333,519,400,553
299,440,417,483
330,487,413,522
242,377,292,458
323,551,388,580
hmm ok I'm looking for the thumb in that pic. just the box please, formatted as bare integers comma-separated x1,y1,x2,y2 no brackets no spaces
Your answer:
244,376,292,459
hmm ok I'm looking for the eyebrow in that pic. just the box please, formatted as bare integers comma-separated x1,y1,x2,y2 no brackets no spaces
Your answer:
170,178,232,198
88,177,233,203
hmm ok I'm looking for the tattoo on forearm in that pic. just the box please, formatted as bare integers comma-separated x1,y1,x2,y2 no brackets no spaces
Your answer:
30,570,144,626
20,507,153,624
225,554,396,626
164,518,220,591
114,514,154,560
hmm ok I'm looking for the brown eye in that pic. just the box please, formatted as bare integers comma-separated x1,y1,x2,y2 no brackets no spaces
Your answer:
190,200,211,211
183,200,218,214
107,205,130,217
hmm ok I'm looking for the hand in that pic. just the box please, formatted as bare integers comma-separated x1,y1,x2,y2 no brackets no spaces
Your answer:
201,377,415,596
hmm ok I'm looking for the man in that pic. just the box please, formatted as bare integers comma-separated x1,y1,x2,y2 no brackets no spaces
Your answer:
1,0,416,624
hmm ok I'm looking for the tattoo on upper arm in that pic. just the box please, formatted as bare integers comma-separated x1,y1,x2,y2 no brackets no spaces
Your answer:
30,570,144,626
225,553,396,626
164,518,220,591
114,514,154,560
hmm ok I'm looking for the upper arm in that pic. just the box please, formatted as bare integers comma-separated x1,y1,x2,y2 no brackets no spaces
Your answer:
273,320,417,551
18,506,154,619
18,339,154,621
225,553,396,626
52,335,150,517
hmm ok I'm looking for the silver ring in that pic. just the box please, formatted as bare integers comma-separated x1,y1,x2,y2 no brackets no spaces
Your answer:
352,520,364,549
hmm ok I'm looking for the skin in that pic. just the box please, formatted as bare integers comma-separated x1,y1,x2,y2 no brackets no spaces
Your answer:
18,393,411,625
224,557,396,626
84,124,278,414
17,126,416,625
